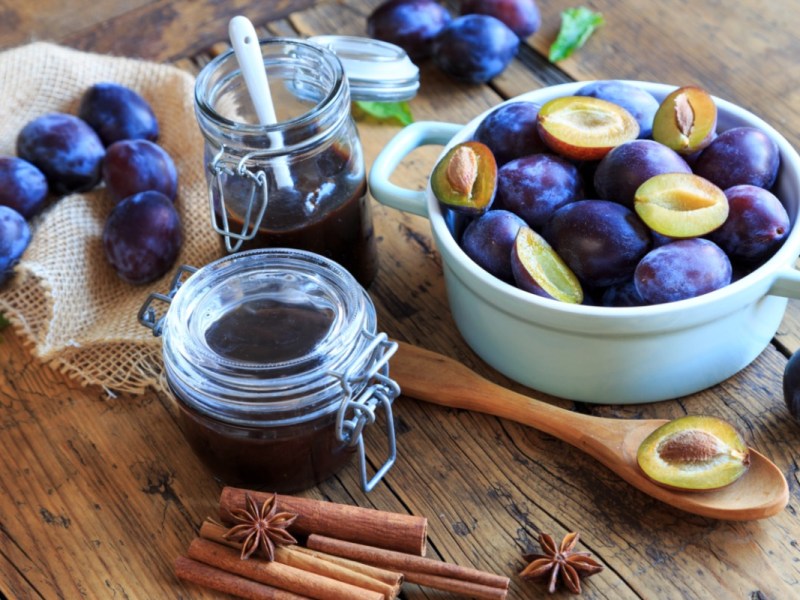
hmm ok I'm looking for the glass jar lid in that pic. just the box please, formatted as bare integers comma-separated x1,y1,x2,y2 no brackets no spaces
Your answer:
308,35,420,102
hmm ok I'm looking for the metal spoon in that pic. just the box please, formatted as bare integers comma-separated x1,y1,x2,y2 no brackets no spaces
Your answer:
392,342,789,520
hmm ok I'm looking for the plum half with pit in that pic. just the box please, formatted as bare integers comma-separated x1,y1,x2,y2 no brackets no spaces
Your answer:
432,14,519,84
460,0,541,38
575,80,660,139
78,82,159,146
634,238,732,304
543,199,651,288
511,226,583,303
652,86,718,155
0,205,31,285
0,156,49,219
593,139,691,209
431,141,497,214
707,184,789,263
473,102,547,166
536,96,640,161
693,126,780,191
367,0,452,60
460,209,526,281
16,113,105,195
496,153,583,229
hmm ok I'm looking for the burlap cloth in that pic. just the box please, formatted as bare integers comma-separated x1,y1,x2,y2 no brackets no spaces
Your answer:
0,42,221,395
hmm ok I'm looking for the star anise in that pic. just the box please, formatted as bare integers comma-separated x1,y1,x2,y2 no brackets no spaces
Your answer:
520,531,604,594
223,493,298,561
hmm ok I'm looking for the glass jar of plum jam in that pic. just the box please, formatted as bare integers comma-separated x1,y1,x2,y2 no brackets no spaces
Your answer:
138,248,400,493
194,37,417,288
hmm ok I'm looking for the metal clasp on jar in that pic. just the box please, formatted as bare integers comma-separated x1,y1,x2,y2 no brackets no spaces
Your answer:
207,146,270,254
331,333,400,493
137,265,199,336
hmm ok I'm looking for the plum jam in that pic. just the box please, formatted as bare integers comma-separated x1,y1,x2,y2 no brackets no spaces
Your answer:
139,248,399,493
194,38,378,287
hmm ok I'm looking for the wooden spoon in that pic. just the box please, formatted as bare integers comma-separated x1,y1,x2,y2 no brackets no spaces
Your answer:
392,342,789,521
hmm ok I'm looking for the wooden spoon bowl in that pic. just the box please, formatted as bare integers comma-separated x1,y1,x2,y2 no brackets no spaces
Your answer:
392,342,789,521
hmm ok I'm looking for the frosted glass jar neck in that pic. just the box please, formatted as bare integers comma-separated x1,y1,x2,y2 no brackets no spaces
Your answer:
194,38,350,154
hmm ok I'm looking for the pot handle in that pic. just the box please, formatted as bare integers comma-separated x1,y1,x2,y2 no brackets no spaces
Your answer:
369,121,462,218
768,267,800,298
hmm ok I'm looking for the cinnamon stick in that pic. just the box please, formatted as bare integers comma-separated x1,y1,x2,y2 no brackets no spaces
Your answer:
306,534,509,593
187,537,384,600
404,571,507,600
199,520,401,600
291,546,403,587
175,556,309,600
220,487,428,556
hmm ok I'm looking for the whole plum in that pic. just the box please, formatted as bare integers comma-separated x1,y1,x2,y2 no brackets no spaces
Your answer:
473,102,547,165
594,140,691,209
16,113,105,195
634,238,731,304
496,153,583,229
367,0,452,60
78,82,159,145
784,350,800,421
707,184,790,263
575,80,660,139
460,209,526,281
544,199,652,287
103,139,178,202
0,205,31,285
460,0,541,38
599,278,647,307
693,126,780,190
432,15,519,84
0,156,49,218
103,190,182,284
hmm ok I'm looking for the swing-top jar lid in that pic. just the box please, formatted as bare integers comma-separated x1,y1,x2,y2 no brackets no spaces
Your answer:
308,35,420,102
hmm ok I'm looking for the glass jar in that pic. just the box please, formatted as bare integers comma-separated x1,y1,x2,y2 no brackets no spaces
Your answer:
138,248,399,493
194,39,380,286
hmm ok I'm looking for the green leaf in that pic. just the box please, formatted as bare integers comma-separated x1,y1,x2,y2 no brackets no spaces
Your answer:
549,7,605,63
0,312,8,330
352,101,414,126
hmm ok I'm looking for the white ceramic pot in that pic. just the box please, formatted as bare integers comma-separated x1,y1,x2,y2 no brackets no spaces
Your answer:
369,81,800,404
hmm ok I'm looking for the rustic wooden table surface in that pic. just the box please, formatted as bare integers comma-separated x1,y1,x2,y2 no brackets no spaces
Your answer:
2,0,800,598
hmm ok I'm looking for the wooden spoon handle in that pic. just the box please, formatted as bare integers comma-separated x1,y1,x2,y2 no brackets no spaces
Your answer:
391,341,630,450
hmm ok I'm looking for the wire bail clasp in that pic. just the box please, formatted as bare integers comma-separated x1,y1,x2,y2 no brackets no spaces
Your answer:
332,333,400,493
137,265,199,337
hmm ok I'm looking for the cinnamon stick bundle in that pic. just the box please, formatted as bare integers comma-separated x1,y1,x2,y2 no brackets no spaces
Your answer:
219,487,428,556
175,556,309,600
187,538,384,600
199,520,402,600
306,534,509,600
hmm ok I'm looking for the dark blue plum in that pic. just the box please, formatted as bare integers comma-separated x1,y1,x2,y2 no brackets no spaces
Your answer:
593,139,691,209
544,200,652,287
460,209,526,281
599,278,648,307
694,127,780,190
0,206,31,285
103,190,182,284
432,15,519,84
634,238,732,304
16,113,105,195
461,0,541,38
576,80,660,138
0,156,49,218
78,82,159,145
103,139,178,202
473,102,547,165
367,0,452,60
496,154,583,229
707,184,790,263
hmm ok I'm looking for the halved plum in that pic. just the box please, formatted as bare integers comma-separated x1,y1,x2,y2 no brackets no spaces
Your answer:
536,96,640,161
634,173,728,238
431,141,497,214
511,226,583,304
652,86,717,155
637,415,750,492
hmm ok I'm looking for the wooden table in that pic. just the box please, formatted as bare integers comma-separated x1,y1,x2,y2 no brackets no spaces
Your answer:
2,1,800,598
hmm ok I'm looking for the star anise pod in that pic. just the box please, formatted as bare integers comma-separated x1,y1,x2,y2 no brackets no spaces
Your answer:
223,493,298,561
520,531,604,594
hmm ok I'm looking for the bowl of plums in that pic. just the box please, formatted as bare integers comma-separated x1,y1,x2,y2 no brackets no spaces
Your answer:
369,80,800,403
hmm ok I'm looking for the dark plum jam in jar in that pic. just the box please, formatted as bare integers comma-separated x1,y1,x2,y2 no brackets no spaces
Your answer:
140,248,399,493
